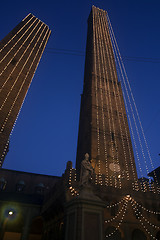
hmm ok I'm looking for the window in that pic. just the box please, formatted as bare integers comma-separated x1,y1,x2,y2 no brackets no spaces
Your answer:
16,180,25,192
132,229,147,240
35,183,45,194
0,177,7,190
111,132,114,141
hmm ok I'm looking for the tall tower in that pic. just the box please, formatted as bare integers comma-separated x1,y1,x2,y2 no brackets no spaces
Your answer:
0,13,51,166
76,6,138,188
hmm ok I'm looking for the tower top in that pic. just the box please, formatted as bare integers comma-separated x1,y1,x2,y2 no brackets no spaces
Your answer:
92,5,107,14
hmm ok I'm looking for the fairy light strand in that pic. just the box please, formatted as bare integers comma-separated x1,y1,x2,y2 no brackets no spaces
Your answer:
0,19,41,91
106,13,150,192
105,199,127,223
97,8,121,188
0,27,51,163
105,198,128,238
131,199,158,240
95,8,109,185
0,15,34,54
92,7,101,184
107,14,159,189
107,13,158,193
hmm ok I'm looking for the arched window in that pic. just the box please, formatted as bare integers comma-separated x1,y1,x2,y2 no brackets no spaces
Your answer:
132,229,147,240
0,177,7,190
16,180,25,192
35,183,45,194
156,231,160,240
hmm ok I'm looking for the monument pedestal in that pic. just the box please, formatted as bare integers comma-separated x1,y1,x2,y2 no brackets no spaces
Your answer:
65,187,105,240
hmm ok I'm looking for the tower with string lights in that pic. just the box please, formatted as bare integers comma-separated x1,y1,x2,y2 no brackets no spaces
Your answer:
76,6,139,189
0,14,51,167
65,6,160,240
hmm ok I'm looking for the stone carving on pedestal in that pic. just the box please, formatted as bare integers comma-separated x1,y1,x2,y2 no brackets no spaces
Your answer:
65,153,105,240
80,153,94,186
79,153,101,200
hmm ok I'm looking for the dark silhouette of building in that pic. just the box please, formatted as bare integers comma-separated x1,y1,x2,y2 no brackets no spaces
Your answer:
0,13,51,166
148,166,160,185
0,168,60,240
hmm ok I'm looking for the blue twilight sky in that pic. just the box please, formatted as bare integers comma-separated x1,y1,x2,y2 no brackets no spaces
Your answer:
1,0,160,177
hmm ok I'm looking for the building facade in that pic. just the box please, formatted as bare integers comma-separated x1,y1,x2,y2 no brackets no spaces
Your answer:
0,14,51,166
0,168,60,240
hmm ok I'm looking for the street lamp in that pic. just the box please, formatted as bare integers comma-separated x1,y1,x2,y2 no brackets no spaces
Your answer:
8,211,14,216
0,208,16,240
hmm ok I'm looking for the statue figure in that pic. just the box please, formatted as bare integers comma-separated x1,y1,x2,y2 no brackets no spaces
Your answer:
80,153,94,186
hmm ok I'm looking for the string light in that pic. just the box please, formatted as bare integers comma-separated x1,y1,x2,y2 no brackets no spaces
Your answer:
106,17,144,191
107,13,159,193
0,15,34,54
104,16,133,182
94,8,109,185
97,9,121,188
0,25,51,162
104,12,140,190
105,197,125,209
0,25,48,132
105,199,127,223
93,7,120,188
107,15,160,190
105,197,128,238
130,199,158,240
92,7,101,184
0,18,38,65
131,197,160,215
68,167,79,196
0,19,42,92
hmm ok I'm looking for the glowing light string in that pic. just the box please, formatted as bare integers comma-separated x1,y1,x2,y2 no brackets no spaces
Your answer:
0,18,37,65
104,17,132,182
105,199,127,223
105,198,128,238
99,9,121,188
68,167,79,196
0,19,41,90
106,13,156,192
0,22,45,111
102,10,132,186
131,197,160,215
107,12,159,193
93,7,101,184
105,197,125,209
107,15,159,191
0,26,48,131
94,8,109,185
105,19,140,191
131,199,158,240
0,27,51,163
94,7,118,188
0,14,34,53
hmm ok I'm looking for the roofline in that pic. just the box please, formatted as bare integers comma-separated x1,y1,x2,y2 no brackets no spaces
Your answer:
0,168,61,178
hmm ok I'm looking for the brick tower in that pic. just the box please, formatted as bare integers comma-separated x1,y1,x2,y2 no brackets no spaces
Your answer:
0,14,51,166
76,6,138,188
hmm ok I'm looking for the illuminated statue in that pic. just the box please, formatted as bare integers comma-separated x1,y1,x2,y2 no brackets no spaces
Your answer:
80,153,94,186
